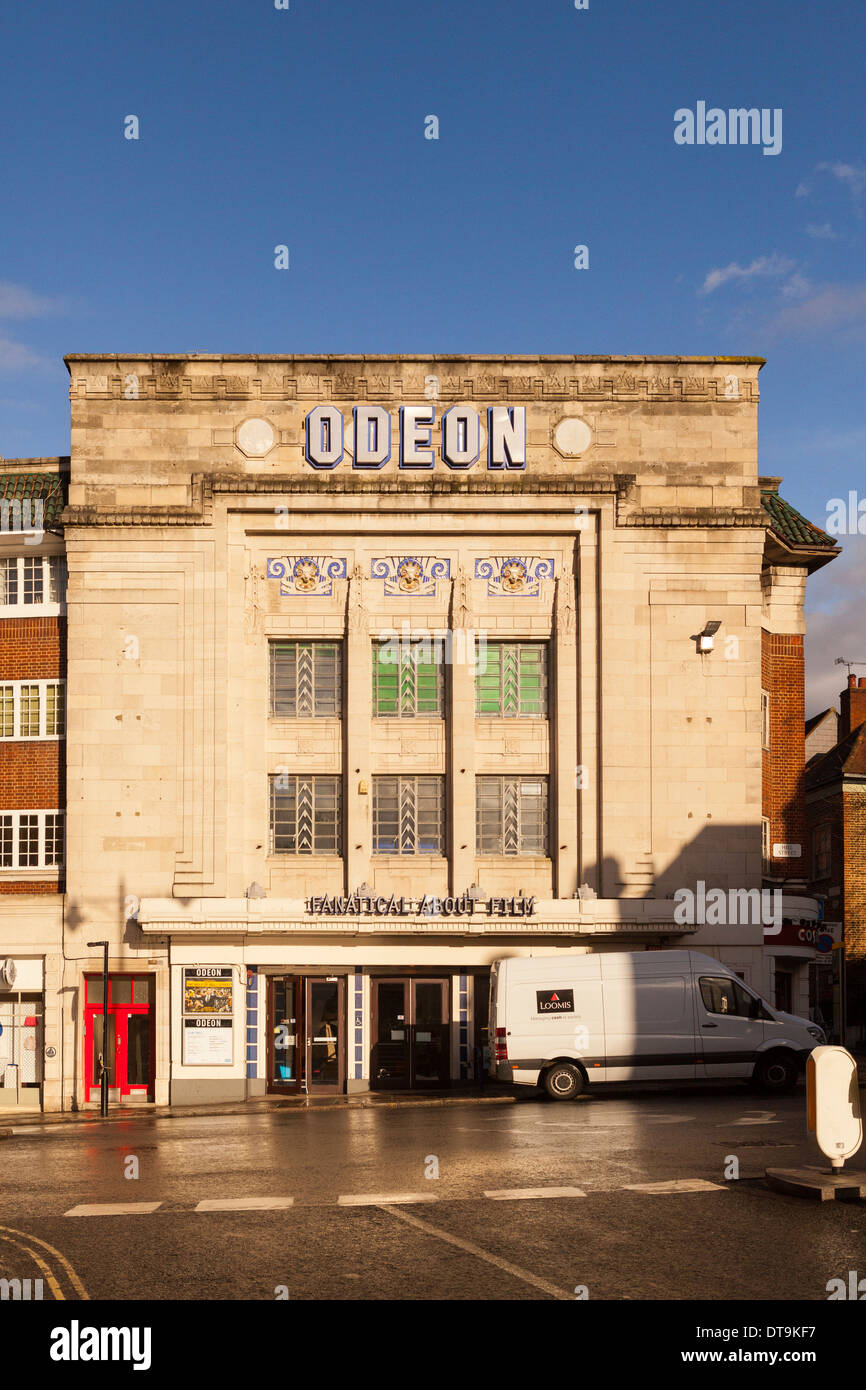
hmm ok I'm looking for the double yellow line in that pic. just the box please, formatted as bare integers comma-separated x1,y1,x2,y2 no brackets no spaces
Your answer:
0,1225,90,1301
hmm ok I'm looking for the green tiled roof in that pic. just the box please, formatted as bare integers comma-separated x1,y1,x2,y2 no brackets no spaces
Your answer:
761,487,836,548
0,472,66,529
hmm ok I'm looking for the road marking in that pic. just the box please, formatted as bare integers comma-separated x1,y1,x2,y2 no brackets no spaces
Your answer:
0,1232,64,1300
195,1197,295,1211
380,1204,574,1300
64,1202,163,1217
0,1224,90,1299
729,1111,779,1126
622,1179,726,1194
484,1187,587,1200
338,1192,438,1206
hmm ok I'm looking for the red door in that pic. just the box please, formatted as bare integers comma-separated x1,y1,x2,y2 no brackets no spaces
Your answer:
84,975,155,1102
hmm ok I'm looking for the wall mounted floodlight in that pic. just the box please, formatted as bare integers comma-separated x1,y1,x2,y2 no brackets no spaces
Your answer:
695,620,722,653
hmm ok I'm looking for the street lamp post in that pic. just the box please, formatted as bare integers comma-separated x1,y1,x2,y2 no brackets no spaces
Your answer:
87,941,109,1116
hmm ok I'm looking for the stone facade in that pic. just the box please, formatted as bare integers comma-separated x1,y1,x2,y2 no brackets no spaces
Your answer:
0,355,836,1105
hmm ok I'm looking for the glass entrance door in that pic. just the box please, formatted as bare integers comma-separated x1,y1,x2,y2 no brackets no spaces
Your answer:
372,978,450,1090
267,976,345,1094
268,976,301,1094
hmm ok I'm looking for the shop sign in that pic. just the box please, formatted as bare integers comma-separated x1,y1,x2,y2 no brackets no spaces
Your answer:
306,893,537,918
303,405,527,471
763,922,828,951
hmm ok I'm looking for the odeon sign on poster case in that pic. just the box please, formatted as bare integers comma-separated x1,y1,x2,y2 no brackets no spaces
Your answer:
182,968,234,1066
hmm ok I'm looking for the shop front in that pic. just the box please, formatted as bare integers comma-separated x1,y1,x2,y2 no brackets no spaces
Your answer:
141,894,707,1102
83,972,155,1104
763,918,827,1026
266,974,345,1094
0,958,45,1109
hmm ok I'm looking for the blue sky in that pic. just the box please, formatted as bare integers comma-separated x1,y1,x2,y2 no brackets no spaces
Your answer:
0,0,863,710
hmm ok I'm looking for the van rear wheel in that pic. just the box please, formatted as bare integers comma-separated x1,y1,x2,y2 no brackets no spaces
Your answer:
753,1052,799,1094
543,1063,585,1101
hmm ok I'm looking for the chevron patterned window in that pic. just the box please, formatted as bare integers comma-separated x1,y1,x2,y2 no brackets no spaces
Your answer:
269,775,342,855
475,643,547,717
476,776,548,855
373,776,444,855
270,641,341,717
372,641,443,717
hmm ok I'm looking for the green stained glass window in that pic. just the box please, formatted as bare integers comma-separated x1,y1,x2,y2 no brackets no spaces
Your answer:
373,640,443,717
475,643,547,717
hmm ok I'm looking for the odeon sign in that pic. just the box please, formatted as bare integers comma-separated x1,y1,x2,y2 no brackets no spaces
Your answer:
303,404,527,470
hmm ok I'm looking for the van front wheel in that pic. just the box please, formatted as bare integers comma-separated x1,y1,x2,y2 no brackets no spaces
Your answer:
753,1052,799,1094
543,1063,585,1101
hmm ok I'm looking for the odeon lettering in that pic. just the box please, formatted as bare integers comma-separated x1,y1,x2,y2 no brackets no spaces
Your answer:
303,404,526,470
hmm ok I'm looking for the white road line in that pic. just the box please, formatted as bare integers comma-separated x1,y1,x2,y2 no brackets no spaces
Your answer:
622,1179,726,1194
729,1111,779,1126
195,1197,295,1212
63,1202,163,1217
338,1192,438,1206
380,1204,574,1300
484,1187,587,1200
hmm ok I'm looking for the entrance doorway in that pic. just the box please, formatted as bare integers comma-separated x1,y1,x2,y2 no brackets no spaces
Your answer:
84,975,155,1103
267,976,345,1094
371,978,450,1090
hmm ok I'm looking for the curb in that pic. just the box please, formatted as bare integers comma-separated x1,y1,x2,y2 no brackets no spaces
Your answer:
4,1091,518,1135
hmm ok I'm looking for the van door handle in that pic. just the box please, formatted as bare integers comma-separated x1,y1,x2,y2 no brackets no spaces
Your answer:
702,1023,718,1028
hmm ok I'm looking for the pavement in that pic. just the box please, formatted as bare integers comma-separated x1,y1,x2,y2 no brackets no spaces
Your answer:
1,1083,864,1301
0,1084,517,1136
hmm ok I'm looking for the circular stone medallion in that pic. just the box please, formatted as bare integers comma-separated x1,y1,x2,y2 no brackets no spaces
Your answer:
237,418,276,457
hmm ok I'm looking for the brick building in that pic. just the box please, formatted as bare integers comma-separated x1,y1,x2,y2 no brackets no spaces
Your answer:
806,675,866,1044
0,461,67,1108
758,480,838,1017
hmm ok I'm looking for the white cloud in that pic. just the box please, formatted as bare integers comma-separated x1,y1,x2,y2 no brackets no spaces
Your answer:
795,181,811,198
0,335,48,371
818,160,866,201
766,282,866,339
0,282,69,320
804,222,837,240
781,272,812,299
806,545,866,714
699,253,796,296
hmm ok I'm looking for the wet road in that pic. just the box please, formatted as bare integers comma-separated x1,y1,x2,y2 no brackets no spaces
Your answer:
2,1086,864,1301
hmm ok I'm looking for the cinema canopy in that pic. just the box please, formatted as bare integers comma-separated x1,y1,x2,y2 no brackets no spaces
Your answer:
57,353,800,1103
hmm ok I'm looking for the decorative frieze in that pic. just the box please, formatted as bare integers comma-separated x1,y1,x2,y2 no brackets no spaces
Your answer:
68,369,759,404
266,555,348,596
371,555,451,597
475,555,555,597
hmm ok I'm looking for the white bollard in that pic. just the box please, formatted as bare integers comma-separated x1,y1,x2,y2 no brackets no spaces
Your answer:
807,1045,863,1170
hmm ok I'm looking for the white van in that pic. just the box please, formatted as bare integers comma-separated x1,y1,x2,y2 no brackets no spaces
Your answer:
488,950,824,1099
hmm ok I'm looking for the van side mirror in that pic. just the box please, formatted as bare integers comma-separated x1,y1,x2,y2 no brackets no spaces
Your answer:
749,998,762,1020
